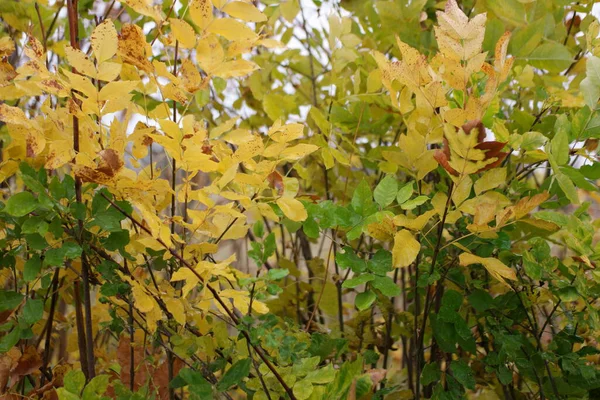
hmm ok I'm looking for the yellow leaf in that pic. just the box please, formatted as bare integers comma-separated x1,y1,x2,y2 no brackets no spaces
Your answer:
169,18,196,49
97,61,122,81
171,268,201,297
118,24,153,73
98,80,139,101
123,0,163,22
180,59,204,93
269,123,304,143
65,45,96,77
474,168,506,195
0,104,31,126
207,19,258,41
252,300,269,314
131,283,155,313
213,60,259,78
222,1,267,22
459,253,516,286
196,35,224,74
91,19,118,63
190,0,214,30
393,210,437,231
393,229,420,268
452,176,473,207
513,192,549,219
0,37,15,58
279,144,319,161
276,197,307,222
164,298,186,325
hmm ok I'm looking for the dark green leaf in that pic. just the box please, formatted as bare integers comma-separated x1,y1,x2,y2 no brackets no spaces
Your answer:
216,358,251,391
22,298,43,324
450,360,475,390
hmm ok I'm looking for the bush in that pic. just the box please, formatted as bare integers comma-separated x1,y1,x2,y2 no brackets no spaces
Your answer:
0,0,599,399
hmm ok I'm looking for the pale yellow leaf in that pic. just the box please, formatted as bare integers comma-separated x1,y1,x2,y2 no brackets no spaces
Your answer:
97,61,122,81
123,0,163,22
452,176,473,206
164,298,186,325
196,35,224,74
276,197,307,222
213,59,259,78
279,144,319,161
207,19,258,41
91,19,118,63
169,18,197,49
393,229,420,268
65,45,96,77
190,0,214,30
98,80,139,101
222,1,267,22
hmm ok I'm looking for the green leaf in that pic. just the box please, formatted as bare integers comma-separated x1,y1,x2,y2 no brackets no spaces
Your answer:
508,18,545,57
293,380,314,400
0,290,24,312
63,242,83,259
355,290,376,311
467,289,494,313
305,365,336,384
342,274,375,289
401,195,428,210
396,182,413,205
0,328,21,353
176,368,213,399
4,192,38,217
374,175,398,208
370,276,401,297
44,247,67,267
367,249,393,275
421,362,441,386
551,116,570,166
264,232,276,259
351,180,374,216
581,56,600,109
485,0,526,27
335,247,367,273
450,360,476,390
555,172,579,204
266,268,289,281
24,255,42,282
527,42,573,73
216,358,251,391
82,374,110,400
63,369,86,394
22,298,43,324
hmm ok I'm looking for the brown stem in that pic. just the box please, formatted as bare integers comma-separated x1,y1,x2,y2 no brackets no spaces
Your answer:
67,0,95,379
73,281,89,379
39,269,60,384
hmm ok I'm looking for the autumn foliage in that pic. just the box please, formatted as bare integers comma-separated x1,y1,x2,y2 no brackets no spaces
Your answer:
0,0,599,399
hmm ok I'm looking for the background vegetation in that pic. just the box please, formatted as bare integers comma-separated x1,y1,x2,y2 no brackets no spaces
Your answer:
0,0,599,399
